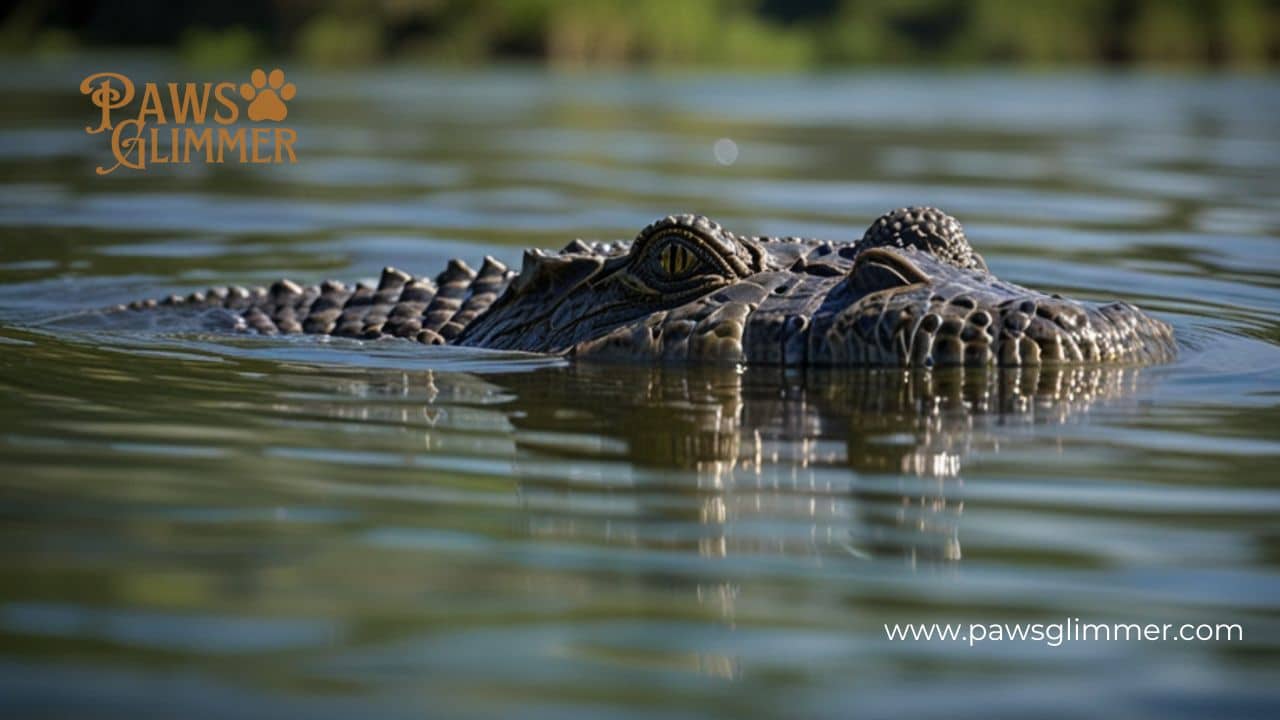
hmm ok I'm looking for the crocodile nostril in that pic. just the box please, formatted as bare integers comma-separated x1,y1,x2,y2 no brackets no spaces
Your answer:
774,284,791,295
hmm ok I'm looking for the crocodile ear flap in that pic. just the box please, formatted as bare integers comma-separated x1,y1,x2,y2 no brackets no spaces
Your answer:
847,248,931,294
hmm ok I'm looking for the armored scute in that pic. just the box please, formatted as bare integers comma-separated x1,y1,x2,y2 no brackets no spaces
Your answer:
116,208,1176,367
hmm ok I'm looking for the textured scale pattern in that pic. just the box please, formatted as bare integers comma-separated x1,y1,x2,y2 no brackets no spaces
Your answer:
856,206,987,270
122,258,514,345
112,208,1176,368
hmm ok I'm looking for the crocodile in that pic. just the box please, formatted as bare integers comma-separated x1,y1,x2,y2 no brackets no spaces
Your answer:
113,207,1175,367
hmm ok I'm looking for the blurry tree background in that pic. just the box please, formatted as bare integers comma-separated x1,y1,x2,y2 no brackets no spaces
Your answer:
3,0,1277,68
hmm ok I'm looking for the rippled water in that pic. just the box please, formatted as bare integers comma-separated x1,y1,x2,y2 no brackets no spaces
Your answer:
1,56,1279,718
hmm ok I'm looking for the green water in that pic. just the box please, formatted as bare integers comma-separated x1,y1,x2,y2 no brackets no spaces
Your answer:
1,57,1278,718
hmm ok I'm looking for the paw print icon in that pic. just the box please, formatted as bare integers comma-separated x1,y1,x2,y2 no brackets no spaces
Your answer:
240,68,296,122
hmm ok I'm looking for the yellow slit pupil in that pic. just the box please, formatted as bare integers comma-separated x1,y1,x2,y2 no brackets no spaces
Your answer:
660,243,697,278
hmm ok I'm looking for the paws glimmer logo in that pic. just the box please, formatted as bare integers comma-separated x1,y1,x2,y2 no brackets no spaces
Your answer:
79,68,298,175
241,68,296,121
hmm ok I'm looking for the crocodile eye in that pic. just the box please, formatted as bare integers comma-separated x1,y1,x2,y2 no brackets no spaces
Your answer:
622,221,738,296
849,247,931,294
658,241,701,280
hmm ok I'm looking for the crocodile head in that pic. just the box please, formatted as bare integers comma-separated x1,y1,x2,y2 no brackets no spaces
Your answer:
457,207,1176,367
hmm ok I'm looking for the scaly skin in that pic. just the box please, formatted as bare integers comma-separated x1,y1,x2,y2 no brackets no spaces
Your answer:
116,208,1176,367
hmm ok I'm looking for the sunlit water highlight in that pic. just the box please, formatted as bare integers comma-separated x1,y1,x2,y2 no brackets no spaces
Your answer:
0,57,1278,719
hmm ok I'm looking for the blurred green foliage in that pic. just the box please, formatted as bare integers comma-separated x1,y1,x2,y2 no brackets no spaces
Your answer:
179,26,263,68
3,0,1277,68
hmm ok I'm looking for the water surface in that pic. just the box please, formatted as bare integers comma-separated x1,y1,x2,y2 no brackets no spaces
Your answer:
1,57,1279,718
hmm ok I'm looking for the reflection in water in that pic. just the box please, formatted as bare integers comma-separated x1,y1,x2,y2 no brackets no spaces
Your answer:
313,364,1145,572
1,60,1277,716
498,364,1142,566
286,362,1147,668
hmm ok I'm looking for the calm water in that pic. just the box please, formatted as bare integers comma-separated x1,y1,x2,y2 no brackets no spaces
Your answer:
1,56,1279,718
